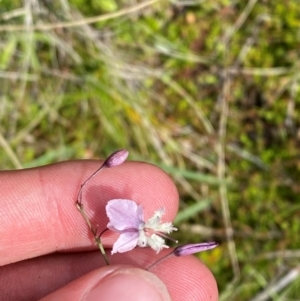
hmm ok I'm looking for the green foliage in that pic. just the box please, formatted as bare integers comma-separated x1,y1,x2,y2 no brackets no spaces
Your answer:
69,0,118,14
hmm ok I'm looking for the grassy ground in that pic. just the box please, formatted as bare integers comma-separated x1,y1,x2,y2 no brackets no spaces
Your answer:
1,0,300,299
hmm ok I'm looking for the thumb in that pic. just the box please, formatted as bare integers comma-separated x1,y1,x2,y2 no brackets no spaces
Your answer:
40,265,172,301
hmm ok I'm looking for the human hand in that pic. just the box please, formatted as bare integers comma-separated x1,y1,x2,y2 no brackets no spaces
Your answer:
0,160,218,300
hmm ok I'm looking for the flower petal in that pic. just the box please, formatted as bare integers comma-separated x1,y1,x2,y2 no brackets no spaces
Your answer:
111,232,139,254
106,199,144,231
147,234,169,253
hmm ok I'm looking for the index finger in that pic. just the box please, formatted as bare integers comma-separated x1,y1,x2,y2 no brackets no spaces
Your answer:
0,160,179,265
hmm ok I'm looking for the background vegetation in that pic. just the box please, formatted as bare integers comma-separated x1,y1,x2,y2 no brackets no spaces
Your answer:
1,0,299,299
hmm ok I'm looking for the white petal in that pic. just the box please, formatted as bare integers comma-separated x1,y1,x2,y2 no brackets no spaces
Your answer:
137,230,148,248
147,234,168,253
146,208,164,227
111,232,139,254
106,199,144,231
155,222,177,234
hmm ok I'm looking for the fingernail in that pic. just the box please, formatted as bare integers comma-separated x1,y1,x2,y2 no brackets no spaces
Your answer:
85,268,171,301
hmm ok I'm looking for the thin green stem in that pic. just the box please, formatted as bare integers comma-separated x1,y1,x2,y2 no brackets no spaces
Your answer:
76,202,110,265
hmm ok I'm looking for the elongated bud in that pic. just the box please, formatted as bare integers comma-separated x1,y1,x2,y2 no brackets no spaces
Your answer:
146,241,219,270
174,242,218,257
104,149,129,168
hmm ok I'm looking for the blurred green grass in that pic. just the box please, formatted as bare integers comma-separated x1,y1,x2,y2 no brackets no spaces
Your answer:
1,0,300,299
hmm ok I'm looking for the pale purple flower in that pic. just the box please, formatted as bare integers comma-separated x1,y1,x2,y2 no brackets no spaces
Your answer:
106,199,177,254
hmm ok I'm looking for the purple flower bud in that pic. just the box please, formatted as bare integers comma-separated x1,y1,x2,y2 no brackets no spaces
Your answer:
104,149,129,168
174,242,218,257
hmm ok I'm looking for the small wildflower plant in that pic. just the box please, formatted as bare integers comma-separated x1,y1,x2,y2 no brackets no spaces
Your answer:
106,199,177,254
76,149,218,267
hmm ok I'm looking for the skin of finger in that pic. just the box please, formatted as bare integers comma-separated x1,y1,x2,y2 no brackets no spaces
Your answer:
0,250,218,301
39,266,171,301
0,160,179,265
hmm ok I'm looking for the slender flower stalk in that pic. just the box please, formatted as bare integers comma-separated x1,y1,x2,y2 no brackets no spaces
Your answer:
76,149,129,206
146,241,219,270
76,149,129,265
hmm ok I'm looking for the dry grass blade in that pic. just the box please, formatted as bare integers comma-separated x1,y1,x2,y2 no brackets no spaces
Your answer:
0,71,37,80
228,67,293,76
222,0,259,45
0,132,23,169
11,90,65,145
257,250,300,260
0,0,161,32
249,265,300,301
161,75,214,134
217,68,240,280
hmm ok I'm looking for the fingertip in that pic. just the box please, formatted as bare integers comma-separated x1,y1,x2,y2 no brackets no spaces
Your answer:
110,248,219,301
150,253,219,301
40,265,171,301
